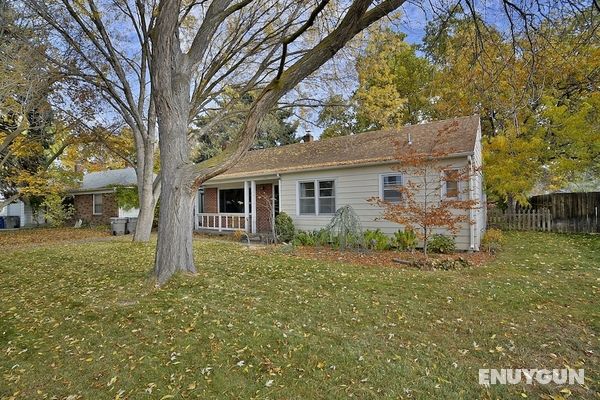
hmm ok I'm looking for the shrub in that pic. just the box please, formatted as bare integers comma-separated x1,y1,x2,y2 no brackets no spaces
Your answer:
293,230,315,246
315,228,335,247
428,234,456,254
275,212,295,242
392,228,418,251
481,228,504,253
363,229,390,251
324,205,364,250
43,194,75,227
113,186,139,210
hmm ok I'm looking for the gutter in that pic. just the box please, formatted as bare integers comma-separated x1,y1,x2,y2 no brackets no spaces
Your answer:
67,185,136,196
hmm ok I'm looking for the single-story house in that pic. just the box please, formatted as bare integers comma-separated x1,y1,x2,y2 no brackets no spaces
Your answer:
196,115,486,251
69,168,140,224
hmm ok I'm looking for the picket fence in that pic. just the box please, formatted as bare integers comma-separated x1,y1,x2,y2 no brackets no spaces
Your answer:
487,208,553,231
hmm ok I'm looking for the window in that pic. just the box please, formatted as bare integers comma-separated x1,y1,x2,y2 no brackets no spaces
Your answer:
219,189,245,213
298,180,336,215
93,194,103,215
380,174,402,203
443,170,460,199
273,185,280,216
318,180,335,214
197,188,204,213
299,182,315,215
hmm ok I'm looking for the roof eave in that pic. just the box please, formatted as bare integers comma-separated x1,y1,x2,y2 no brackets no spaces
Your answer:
208,151,474,183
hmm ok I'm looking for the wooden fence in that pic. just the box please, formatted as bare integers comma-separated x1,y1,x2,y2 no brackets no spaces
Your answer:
488,192,600,233
530,192,600,233
488,208,553,231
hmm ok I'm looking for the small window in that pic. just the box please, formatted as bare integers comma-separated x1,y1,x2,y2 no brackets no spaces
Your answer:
299,182,315,215
93,194,103,215
318,180,335,214
197,188,204,213
443,170,460,198
381,174,403,203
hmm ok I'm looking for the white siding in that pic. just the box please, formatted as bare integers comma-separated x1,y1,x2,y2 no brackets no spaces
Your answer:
279,161,478,250
3,201,45,226
118,207,140,218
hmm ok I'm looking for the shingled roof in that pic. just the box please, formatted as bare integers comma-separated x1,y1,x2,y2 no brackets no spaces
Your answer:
218,115,480,179
69,168,140,193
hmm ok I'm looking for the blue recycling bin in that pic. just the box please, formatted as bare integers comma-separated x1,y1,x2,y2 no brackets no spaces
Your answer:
0,217,4,229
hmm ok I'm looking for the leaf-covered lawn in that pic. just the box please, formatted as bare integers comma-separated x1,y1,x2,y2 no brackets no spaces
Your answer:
0,230,598,399
0,227,111,251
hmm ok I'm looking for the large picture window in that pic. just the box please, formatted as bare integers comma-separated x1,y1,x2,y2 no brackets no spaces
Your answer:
219,189,245,213
380,174,402,203
93,193,103,215
298,180,335,215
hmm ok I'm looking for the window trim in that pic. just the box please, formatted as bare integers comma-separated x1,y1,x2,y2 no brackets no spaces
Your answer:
218,187,246,213
379,173,403,203
92,193,103,215
296,178,337,216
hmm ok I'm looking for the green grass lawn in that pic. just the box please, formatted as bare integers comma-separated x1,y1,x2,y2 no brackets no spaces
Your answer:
0,230,598,399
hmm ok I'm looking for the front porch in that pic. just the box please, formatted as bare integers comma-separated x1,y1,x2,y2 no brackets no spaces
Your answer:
194,178,279,234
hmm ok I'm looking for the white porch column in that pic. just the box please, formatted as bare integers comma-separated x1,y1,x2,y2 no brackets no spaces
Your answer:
244,181,250,233
251,180,257,234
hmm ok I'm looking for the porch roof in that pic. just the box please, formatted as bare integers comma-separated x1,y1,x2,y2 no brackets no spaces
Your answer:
215,115,480,180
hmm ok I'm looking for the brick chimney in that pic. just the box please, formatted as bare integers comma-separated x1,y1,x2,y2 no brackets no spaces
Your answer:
302,132,314,143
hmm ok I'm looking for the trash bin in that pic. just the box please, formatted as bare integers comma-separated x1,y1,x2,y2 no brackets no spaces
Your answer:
110,217,127,235
126,217,138,234
0,217,4,229
5,216,19,229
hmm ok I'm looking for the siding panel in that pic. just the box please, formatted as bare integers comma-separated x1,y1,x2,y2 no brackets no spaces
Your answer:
279,162,476,250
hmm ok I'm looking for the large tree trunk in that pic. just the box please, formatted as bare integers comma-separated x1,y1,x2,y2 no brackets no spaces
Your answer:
152,106,196,284
150,24,195,283
153,171,195,285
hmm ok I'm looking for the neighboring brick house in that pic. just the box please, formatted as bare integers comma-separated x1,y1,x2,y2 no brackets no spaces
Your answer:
195,115,486,251
69,168,141,225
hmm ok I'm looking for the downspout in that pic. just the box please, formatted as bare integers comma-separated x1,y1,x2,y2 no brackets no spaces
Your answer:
467,155,475,251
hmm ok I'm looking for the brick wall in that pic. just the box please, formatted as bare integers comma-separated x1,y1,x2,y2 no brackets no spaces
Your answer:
256,183,273,233
73,192,119,225
204,188,218,213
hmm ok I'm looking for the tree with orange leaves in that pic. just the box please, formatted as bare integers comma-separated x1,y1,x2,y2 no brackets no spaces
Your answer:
369,132,479,255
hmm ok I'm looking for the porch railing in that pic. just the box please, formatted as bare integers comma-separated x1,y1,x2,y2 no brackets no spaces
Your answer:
195,213,249,231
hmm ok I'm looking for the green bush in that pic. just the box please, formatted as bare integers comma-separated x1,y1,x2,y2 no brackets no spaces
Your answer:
113,186,139,211
481,228,504,253
275,212,295,242
428,234,456,254
363,229,390,251
43,194,75,227
314,228,335,247
392,228,418,251
293,230,315,246
324,205,364,250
